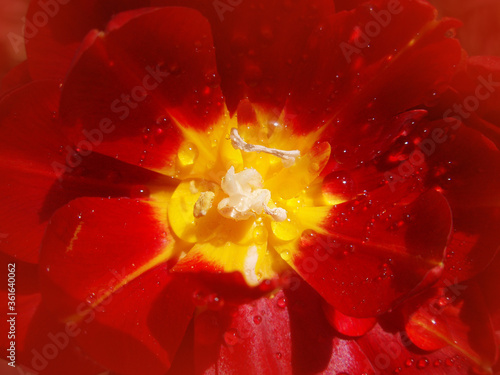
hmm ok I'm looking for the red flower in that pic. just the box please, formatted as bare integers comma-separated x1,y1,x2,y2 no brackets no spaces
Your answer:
1,1,499,374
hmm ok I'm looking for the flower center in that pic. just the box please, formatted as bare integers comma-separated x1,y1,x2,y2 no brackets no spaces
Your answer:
192,128,299,222
166,109,334,286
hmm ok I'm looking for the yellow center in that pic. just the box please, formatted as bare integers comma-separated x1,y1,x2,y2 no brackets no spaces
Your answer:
163,107,335,285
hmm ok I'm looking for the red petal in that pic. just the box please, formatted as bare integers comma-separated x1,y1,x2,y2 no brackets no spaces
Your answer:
0,60,31,94
426,125,500,282
404,285,497,371
25,0,147,79
0,0,27,78
358,323,483,374
74,268,196,375
323,303,377,337
194,280,374,375
0,80,63,263
451,56,500,129
60,7,225,172
194,0,335,113
39,197,195,374
40,197,174,315
291,189,452,317
334,0,367,11
431,0,500,56
1,292,105,374
286,0,462,166
0,81,173,264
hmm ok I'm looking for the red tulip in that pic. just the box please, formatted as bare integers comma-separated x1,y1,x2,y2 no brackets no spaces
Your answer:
1,1,499,374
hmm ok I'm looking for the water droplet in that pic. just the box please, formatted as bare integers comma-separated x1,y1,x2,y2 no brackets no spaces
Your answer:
192,290,207,306
433,359,442,367
405,358,414,367
445,358,454,367
178,142,199,166
224,328,239,346
253,226,267,244
417,358,429,369
324,171,355,200
85,292,96,305
130,185,150,199
277,296,287,309
281,251,291,261
253,315,262,325
207,293,224,310
204,71,220,88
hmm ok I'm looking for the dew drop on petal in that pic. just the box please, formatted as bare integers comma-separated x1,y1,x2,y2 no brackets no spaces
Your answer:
277,296,287,309
130,185,150,199
207,293,224,311
417,358,429,369
252,226,267,244
178,142,199,166
281,251,291,261
224,328,239,346
192,290,207,306
253,315,262,325
405,358,414,367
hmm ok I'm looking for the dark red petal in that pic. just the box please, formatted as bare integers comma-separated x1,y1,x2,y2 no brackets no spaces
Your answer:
334,0,367,11
194,280,374,375
193,0,335,113
426,125,500,283
431,0,500,56
292,189,452,317
287,0,462,166
40,197,174,316
1,292,105,375
60,7,224,172
323,303,376,337
39,197,194,374
25,0,147,79
404,285,497,372
0,80,63,263
0,0,27,78
0,60,31,94
0,81,173,264
74,268,196,375
451,56,500,126
358,323,483,374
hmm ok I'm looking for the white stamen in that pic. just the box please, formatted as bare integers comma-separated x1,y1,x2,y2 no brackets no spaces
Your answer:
217,166,287,222
230,128,300,167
